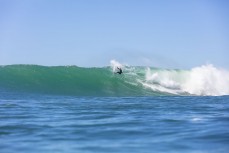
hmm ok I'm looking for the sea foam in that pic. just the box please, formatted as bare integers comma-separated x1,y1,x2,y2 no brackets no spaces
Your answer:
143,64,229,96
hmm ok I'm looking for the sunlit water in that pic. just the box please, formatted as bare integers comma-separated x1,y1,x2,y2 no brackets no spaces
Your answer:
0,93,229,153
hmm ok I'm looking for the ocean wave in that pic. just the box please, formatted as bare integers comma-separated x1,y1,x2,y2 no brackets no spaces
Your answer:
0,61,228,96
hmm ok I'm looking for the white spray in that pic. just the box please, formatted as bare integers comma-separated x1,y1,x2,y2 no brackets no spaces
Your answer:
144,64,229,96
110,59,123,72
110,60,229,96
182,64,229,96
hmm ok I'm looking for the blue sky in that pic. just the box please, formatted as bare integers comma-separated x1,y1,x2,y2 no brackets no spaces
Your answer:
0,0,228,68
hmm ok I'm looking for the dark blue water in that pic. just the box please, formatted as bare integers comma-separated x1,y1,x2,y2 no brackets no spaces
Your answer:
0,93,229,153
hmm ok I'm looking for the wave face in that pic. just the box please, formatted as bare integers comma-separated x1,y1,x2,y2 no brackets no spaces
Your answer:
0,62,229,96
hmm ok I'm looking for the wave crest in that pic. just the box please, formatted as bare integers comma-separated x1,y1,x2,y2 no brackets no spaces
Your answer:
0,63,228,96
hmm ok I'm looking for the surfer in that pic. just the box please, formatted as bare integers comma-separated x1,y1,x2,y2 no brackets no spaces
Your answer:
116,67,123,74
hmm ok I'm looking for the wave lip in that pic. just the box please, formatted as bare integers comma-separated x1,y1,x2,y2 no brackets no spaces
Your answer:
0,62,228,96
0,64,151,96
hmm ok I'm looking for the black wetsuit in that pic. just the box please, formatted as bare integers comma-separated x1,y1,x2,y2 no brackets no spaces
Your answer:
117,68,122,74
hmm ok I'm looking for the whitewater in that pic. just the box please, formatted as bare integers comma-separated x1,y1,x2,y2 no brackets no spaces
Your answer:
0,60,228,96
1,60,229,153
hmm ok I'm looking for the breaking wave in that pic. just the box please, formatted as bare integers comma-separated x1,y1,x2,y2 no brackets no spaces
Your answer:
0,60,228,96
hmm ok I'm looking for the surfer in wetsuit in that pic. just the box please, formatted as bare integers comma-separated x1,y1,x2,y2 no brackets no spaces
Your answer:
116,67,123,74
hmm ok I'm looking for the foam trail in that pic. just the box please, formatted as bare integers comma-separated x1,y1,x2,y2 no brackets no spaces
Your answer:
143,64,229,96
143,68,185,95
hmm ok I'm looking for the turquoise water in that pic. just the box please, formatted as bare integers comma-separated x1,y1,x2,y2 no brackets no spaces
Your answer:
1,64,229,96
0,94,229,153
0,65,229,152
0,65,164,96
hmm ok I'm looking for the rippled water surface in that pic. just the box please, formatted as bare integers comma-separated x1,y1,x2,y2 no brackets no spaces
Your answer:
0,94,229,153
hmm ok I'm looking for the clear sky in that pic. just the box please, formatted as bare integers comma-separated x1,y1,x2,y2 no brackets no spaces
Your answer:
0,0,228,68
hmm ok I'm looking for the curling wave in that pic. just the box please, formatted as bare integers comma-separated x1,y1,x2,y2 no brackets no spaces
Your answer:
0,61,228,96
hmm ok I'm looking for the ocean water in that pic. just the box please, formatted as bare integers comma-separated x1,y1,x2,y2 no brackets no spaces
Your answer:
0,62,229,153
1,94,229,153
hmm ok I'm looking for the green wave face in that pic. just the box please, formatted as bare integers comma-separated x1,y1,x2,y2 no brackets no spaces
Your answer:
1,64,228,96
0,65,161,96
